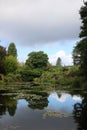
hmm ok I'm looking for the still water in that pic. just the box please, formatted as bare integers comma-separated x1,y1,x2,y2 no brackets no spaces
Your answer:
0,85,87,130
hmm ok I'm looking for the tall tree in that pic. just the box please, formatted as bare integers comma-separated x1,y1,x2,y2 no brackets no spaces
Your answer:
73,1,87,76
56,57,62,66
26,51,48,70
0,45,6,58
79,1,87,38
20,51,48,81
8,43,17,58
0,45,6,74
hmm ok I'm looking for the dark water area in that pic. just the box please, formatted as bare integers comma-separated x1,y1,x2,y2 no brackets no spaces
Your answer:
0,85,87,130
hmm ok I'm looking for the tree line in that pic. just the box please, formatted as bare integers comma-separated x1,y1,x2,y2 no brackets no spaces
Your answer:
73,1,87,77
0,43,18,75
0,1,87,88
0,42,63,82
0,43,42,80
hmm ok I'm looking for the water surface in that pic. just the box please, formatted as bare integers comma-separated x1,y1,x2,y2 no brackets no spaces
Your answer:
0,85,87,130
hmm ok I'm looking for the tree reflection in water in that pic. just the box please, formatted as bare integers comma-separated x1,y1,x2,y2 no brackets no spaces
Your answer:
0,94,17,116
26,91,49,110
73,94,87,130
1,85,87,130
0,89,49,117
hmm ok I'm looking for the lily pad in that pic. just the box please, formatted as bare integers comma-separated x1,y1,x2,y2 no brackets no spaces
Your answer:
43,110,71,119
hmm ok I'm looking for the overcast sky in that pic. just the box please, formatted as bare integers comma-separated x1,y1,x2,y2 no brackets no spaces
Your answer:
0,0,83,65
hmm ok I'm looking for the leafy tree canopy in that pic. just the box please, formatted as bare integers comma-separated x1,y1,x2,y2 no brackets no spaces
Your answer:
26,51,48,70
79,1,87,38
0,45,6,74
73,1,87,77
73,39,87,73
4,55,18,74
0,45,6,59
8,43,17,58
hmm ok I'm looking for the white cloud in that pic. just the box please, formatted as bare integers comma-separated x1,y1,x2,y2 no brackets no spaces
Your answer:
0,0,83,46
49,92,82,103
49,50,73,66
73,96,82,101
50,92,69,103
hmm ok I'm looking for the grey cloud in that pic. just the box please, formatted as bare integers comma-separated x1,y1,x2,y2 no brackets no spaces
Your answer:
0,0,83,46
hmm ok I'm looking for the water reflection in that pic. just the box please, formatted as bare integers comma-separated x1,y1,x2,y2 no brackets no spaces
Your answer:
26,91,48,110
0,86,85,130
0,89,49,116
0,94,17,116
73,93,87,130
0,89,83,116
47,92,82,114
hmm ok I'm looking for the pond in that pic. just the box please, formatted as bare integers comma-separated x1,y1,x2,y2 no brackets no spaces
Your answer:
0,84,87,130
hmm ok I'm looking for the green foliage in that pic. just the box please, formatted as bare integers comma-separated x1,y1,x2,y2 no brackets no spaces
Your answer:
0,45,6,74
4,55,18,74
21,51,49,82
26,51,48,70
56,57,62,66
4,73,21,82
0,45,6,58
8,43,17,58
34,66,63,84
73,1,87,78
82,82,87,90
73,39,87,76
18,65,42,82
71,77,81,88
65,65,79,76
4,74,15,82
34,65,80,87
79,1,87,38
72,46,81,65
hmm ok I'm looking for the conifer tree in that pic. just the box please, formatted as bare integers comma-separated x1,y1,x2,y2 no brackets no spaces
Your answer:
8,43,17,58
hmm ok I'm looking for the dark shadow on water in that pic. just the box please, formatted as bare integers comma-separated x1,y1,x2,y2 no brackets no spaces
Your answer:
0,94,17,116
73,93,87,130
